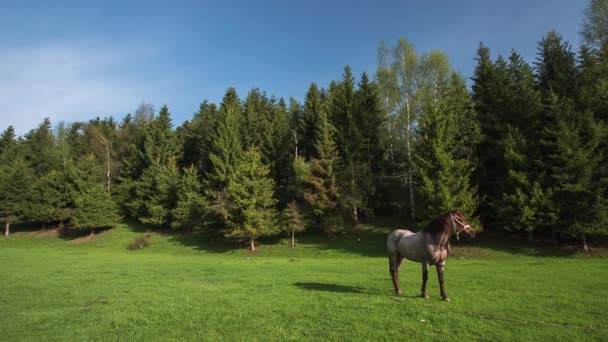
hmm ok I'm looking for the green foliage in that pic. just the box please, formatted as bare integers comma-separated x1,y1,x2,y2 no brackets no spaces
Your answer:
581,0,608,50
414,73,480,225
69,155,121,231
303,108,343,234
297,83,324,159
225,149,279,248
172,166,208,231
283,200,306,240
0,153,34,227
543,96,608,238
126,234,152,250
135,160,179,228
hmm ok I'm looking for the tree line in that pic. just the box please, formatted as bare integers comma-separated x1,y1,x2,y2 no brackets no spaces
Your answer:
1,0,607,251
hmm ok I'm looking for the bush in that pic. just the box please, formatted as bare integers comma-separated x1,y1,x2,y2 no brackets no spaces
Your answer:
127,234,151,250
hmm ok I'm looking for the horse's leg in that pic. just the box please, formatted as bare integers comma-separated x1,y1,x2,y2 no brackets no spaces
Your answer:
436,261,450,302
420,263,430,299
388,254,404,294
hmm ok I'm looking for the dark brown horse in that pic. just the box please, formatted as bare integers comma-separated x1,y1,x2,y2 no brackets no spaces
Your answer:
386,210,475,301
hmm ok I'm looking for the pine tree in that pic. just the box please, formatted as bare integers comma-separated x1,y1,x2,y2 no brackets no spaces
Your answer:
0,126,16,155
205,92,244,225
177,100,218,173
69,155,121,234
471,46,513,224
226,148,279,252
283,200,306,248
303,105,343,235
24,117,58,177
414,73,480,224
331,66,365,224
543,95,607,251
298,83,324,159
0,152,33,236
172,165,208,231
535,31,578,100
135,160,179,228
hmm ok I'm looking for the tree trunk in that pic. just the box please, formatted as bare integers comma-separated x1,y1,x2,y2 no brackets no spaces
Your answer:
4,222,9,237
291,231,295,249
581,235,589,254
527,230,534,241
405,102,416,225
350,163,358,226
250,239,255,253
90,228,95,236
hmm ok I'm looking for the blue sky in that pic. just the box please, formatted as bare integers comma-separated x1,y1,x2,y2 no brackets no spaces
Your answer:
0,0,587,134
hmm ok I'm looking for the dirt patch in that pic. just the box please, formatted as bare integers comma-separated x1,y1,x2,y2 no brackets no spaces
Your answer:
30,228,60,237
70,230,109,244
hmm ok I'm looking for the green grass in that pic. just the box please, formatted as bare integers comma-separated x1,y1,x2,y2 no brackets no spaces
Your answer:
1,223,607,341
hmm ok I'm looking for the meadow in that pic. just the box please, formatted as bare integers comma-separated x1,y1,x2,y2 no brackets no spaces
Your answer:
0,222,606,341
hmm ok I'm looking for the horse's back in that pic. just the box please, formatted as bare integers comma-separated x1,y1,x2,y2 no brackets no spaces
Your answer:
387,229,414,255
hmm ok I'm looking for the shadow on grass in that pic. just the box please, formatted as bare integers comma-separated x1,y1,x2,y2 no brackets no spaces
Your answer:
166,231,240,254
294,282,367,294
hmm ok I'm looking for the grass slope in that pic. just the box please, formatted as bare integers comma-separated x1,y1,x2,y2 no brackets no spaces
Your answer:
0,223,607,341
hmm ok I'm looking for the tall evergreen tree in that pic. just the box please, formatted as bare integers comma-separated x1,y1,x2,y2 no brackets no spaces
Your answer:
297,83,324,159
205,91,244,225
226,148,279,252
70,155,121,234
414,73,480,224
544,95,607,251
303,105,342,235
0,152,33,236
24,117,57,177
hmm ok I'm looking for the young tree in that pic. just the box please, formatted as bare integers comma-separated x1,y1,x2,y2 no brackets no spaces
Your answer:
172,165,208,231
70,156,121,234
283,200,306,248
226,148,279,252
135,160,179,228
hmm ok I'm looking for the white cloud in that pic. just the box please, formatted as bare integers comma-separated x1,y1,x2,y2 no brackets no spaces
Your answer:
0,44,163,135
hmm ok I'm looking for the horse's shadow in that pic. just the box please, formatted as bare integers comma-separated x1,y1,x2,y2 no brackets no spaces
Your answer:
293,282,383,295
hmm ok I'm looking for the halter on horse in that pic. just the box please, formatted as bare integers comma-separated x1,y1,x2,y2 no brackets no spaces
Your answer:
386,210,475,301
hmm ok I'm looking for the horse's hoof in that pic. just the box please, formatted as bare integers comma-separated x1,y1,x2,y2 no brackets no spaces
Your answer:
421,294,429,299
442,297,451,302
396,290,402,295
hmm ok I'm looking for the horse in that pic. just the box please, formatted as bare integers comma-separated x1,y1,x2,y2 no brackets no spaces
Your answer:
386,210,475,301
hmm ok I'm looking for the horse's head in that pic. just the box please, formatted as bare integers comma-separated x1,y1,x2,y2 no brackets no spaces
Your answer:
451,210,475,239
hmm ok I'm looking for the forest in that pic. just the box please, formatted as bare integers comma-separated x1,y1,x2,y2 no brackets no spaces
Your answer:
1,2,607,253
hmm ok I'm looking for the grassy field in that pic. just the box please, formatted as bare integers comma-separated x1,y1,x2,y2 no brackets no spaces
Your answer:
0,222,607,341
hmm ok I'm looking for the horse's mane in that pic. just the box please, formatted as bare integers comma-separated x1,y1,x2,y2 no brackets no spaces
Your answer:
421,212,452,235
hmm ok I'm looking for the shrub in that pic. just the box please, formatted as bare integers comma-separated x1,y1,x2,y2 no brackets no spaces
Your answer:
127,234,151,250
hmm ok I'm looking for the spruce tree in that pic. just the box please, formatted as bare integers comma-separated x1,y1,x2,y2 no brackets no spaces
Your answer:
543,95,607,251
414,73,480,224
0,152,33,236
303,105,342,235
226,148,279,252
135,160,179,228
205,93,244,225
69,155,121,234
298,83,324,159
331,66,365,224
172,165,208,231
283,200,306,248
